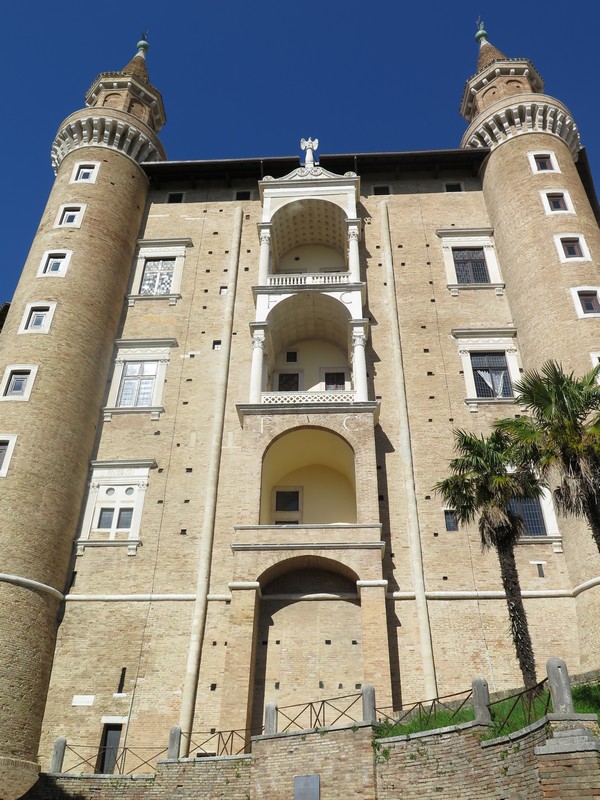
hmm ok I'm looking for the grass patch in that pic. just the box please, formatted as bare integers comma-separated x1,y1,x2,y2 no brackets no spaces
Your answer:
374,706,474,738
573,680,600,719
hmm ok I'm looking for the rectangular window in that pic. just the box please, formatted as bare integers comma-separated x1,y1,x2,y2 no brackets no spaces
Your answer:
167,192,184,203
26,307,49,329
373,185,390,195
139,258,175,295
470,353,512,398
117,362,158,407
278,373,299,391
236,190,251,200
578,291,600,314
534,154,553,171
445,183,462,192
39,251,71,277
0,435,17,477
452,248,490,284
18,302,57,335
98,508,114,529
562,238,583,258
58,206,84,226
212,340,222,350
94,494,135,536
286,352,298,363
5,371,30,397
325,372,345,390
444,510,459,531
219,286,228,295
508,498,547,537
75,164,98,182
275,491,300,512
547,193,567,211
0,442,7,471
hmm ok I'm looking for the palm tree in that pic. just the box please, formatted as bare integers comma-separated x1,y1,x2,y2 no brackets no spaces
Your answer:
434,429,543,689
496,361,600,556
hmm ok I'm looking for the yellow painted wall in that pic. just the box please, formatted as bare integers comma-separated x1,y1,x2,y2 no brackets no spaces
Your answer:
279,244,344,272
271,339,349,391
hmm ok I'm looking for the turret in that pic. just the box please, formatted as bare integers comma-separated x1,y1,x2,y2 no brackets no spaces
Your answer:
0,40,165,798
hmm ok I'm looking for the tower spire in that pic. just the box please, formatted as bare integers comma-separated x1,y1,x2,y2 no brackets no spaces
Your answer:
474,20,509,73
121,33,151,83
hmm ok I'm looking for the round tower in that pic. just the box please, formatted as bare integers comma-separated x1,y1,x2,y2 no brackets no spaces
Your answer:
0,39,165,796
460,24,600,374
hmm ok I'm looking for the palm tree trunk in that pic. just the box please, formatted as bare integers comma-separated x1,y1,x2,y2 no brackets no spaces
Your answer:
583,493,600,556
496,543,538,690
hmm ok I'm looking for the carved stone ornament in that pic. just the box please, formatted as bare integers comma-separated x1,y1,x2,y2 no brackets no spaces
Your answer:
300,137,319,167
348,230,360,242
352,333,367,348
259,231,271,246
251,334,265,350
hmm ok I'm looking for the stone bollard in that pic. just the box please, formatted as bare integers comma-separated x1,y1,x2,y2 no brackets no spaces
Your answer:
362,684,376,724
546,657,574,715
168,725,182,760
472,677,492,724
49,737,67,774
264,701,278,735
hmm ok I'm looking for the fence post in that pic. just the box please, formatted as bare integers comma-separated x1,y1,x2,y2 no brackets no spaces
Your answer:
264,701,278,735
362,684,376,724
168,725,182,760
49,736,67,773
546,657,574,714
472,677,492,724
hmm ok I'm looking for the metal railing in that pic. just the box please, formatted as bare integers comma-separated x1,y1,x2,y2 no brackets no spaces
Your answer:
375,688,474,728
276,692,362,732
183,727,260,757
62,743,168,775
488,679,551,736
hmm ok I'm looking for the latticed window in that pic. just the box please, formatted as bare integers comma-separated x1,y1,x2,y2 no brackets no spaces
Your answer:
0,442,8,471
117,362,158,407
452,248,489,283
470,352,512,398
140,259,175,295
508,498,547,536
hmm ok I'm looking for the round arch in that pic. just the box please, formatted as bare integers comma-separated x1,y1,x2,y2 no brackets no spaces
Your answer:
260,427,356,524
270,198,349,271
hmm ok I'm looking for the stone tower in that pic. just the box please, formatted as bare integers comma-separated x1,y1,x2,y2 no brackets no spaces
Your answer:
0,40,165,798
460,24,600,676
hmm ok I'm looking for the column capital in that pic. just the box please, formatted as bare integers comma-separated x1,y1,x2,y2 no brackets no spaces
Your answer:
257,222,272,244
346,218,362,242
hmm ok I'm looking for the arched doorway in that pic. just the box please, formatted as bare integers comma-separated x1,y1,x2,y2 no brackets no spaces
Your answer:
251,558,363,732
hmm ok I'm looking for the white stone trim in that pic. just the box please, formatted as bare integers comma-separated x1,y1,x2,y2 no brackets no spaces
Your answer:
129,240,191,303
0,434,17,477
37,249,72,278
590,351,600,368
528,150,561,174
436,229,502,289
555,233,591,263
104,340,177,417
0,364,39,402
452,330,520,410
54,203,86,229
17,302,57,335
69,160,100,184
101,716,128,725
570,287,600,319
76,462,154,555
540,188,574,215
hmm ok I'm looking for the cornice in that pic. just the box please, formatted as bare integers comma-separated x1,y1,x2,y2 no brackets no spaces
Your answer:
51,108,165,173
461,94,580,158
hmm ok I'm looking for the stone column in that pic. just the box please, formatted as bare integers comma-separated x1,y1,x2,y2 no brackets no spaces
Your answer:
351,325,369,402
258,225,272,286
219,582,261,740
347,222,361,283
249,326,266,404
357,580,392,707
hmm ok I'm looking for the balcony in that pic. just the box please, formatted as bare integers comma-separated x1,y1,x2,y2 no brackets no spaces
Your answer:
261,390,356,405
233,523,383,549
266,272,351,288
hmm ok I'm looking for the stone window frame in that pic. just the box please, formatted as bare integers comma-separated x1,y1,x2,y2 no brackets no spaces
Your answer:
452,328,520,412
54,203,86,229
540,189,574,216
70,161,100,184
127,238,191,307
0,364,39,402
437,228,504,295
103,338,177,421
319,366,351,391
17,301,57,335
571,287,600,319
37,249,73,278
528,150,561,174
555,233,591,263
76,459,156,556
0,434,17,478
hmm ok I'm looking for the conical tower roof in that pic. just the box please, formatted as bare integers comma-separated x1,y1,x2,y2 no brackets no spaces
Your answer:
121,37,150,83
477,39,508,72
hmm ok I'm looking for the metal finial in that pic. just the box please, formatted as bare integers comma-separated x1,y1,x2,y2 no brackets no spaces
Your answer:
475,18,488,44
136,31,150,56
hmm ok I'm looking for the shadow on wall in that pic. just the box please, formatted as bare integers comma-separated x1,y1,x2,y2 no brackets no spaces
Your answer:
19,774,87,800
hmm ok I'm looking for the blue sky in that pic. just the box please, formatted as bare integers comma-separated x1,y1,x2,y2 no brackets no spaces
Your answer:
3,2,600,301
